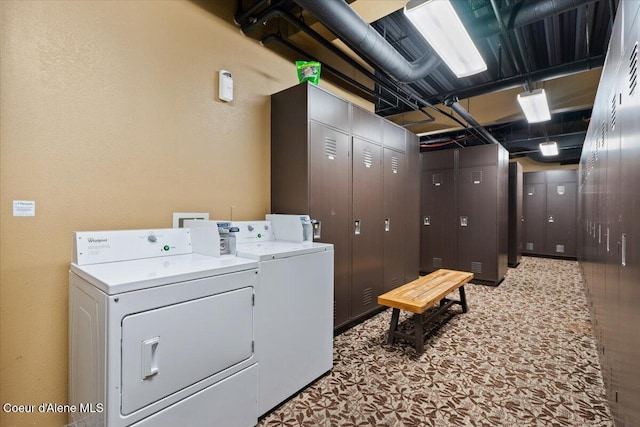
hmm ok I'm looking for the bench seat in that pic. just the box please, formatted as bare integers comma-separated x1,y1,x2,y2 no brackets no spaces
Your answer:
377,269,473,354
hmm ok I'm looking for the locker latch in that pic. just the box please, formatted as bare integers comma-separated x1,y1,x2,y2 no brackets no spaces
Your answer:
460,216,468,227
423,216,430,226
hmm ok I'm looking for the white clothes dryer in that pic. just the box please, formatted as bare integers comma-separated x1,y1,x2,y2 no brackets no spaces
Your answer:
68,228,259,427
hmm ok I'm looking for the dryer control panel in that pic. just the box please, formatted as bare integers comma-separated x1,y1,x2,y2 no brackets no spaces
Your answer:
73,228,192,265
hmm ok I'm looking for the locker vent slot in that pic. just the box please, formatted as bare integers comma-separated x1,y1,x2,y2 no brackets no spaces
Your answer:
526,242,534,250
432,173,443,186
471,262,482,274
391,277,400,288
363,148,373,168
611,94,617,130
557,185,565,195
630,42,638,96
600,121,605,148
433,257,442,269
556,245,565,253
527,186,535,196
362,287,373,307
471,170,483,184
325,138,337,160
391,156,399,174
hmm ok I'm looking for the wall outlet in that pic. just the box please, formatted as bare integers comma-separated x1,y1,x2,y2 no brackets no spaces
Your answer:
173,212,210,228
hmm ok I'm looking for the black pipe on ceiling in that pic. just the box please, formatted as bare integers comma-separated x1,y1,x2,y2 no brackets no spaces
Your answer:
427,54,605,104
489,0,525,75
470,0,599,39
239,5,453,124
291,0,442,83
444,97,500,145
261,34,376,98
234,0,271,25
286,0,598,146
241,5,439,120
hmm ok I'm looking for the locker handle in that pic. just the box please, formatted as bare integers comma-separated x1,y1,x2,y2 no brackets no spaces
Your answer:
354,219,361,235
460,216,468,227
548,215,555,223
423,216,430,226
311,219,321,240
622,233,627,267
142,337,159,380
384,218,390,232
598,224,602,245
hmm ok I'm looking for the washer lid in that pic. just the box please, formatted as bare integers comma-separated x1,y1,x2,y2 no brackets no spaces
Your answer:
235,241,333,261
70,253,258,295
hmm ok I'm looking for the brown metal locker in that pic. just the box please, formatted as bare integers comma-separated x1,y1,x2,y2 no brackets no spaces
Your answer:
456,165,498,281
271,83,421,331
420,145,507,284
420,167,456,272
523,173,546,255
508,162,523,267
271,83,352,329
522,170,578,258
545,181,577,256
308,122,351,326
351,136,383,318
383,146,405,292
616,22,640,424
420,150,456,273
404,130,421,283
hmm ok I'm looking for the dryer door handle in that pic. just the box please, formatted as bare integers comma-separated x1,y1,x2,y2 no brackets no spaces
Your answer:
141,337,160,379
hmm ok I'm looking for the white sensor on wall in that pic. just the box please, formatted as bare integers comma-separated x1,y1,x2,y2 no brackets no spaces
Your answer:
219,70,233,102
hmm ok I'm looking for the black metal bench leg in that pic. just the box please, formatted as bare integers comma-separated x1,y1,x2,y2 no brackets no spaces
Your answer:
459,285,468,313
415,312,425,354
388,308,400,345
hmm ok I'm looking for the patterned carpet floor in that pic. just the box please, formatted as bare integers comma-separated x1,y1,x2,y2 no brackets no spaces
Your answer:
258,257,613,426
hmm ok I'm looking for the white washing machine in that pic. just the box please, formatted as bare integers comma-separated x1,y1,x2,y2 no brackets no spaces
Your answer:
231,215,334,416
68,228,259,427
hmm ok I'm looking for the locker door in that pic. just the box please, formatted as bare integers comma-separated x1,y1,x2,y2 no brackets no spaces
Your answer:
420,168,456,272
545,182,577,256
523,183,546,254
351,137,383,317
508,162,523,267
309,122,351,327
617,26,640,425
383,147,405,292
404,131,421,283
457,165,498,282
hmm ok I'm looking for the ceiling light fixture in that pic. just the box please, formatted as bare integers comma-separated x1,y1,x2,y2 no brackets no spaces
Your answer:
404,0,487,78
539,141,559,156
517,88,551,123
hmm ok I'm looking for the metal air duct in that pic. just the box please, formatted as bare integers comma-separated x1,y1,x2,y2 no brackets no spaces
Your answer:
292,0,441,83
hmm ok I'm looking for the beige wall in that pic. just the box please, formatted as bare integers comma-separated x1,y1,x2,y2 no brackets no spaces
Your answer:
0,1,370,425
511,157,579,172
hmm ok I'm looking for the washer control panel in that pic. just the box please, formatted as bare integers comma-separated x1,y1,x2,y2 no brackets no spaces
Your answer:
231,221,275,244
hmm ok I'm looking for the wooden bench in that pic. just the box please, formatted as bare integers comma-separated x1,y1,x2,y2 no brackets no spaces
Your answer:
377,269,473,354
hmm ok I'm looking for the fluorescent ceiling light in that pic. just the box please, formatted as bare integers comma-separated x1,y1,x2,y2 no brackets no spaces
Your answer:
539,141,559,156
517,88,551,123
404,0,487,78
